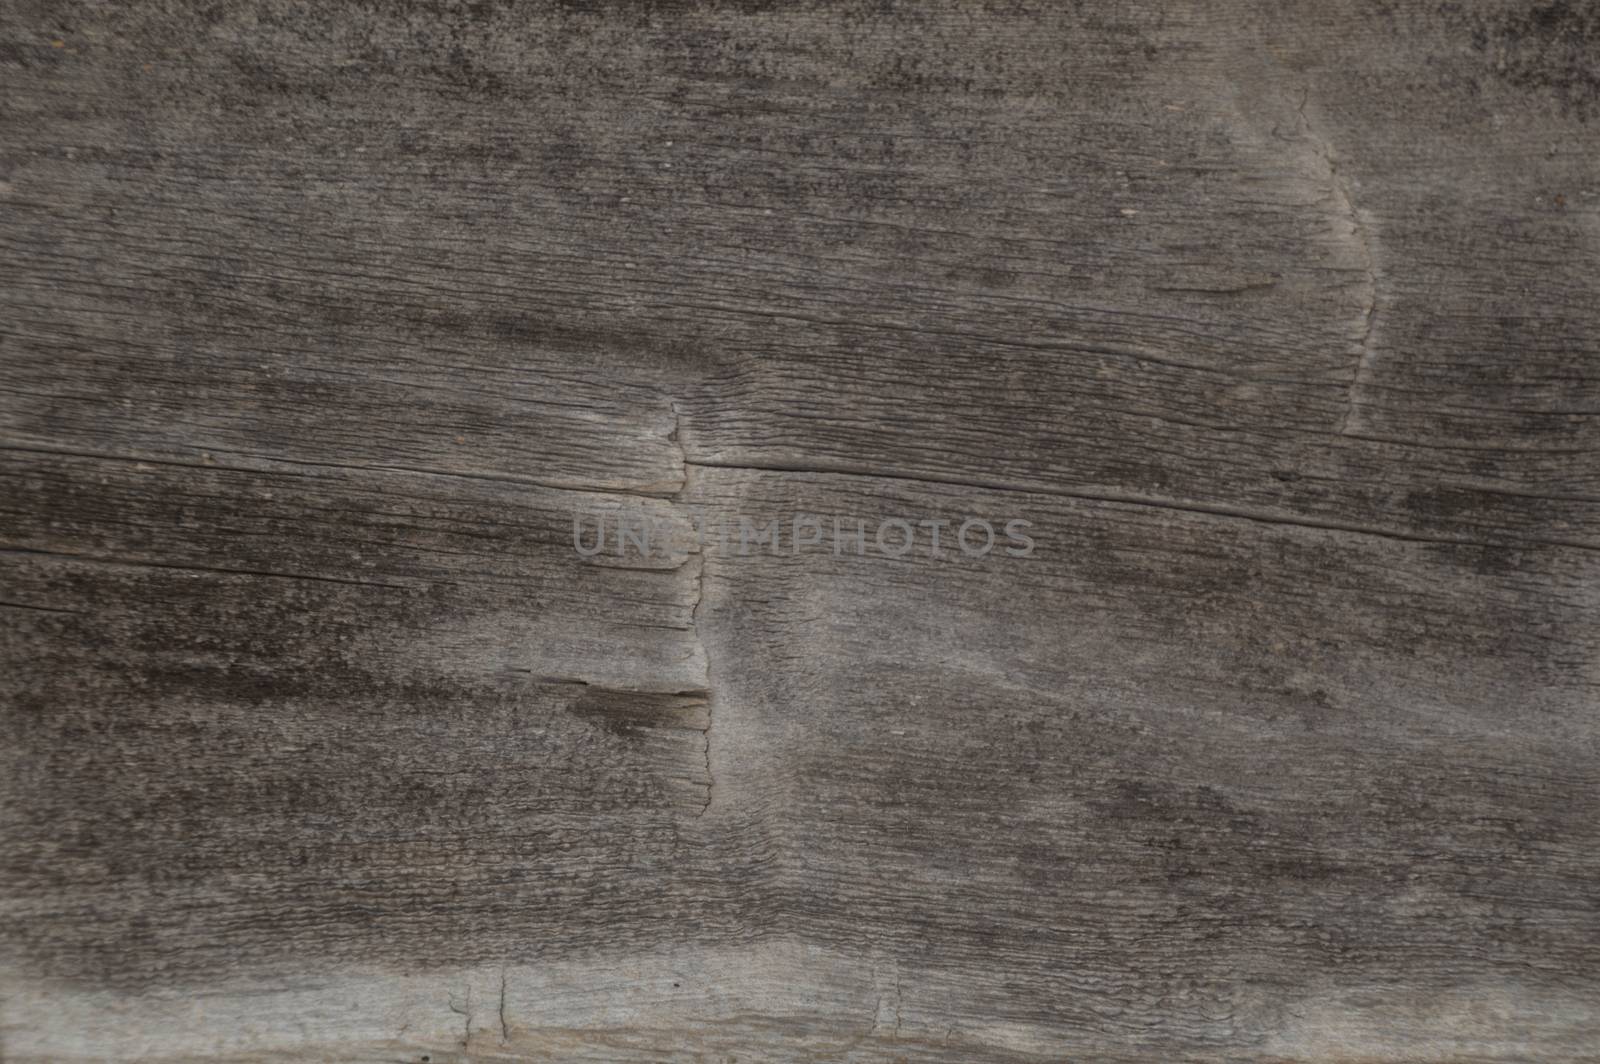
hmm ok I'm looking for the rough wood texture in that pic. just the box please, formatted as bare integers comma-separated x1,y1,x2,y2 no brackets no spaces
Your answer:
3,1,1598,1061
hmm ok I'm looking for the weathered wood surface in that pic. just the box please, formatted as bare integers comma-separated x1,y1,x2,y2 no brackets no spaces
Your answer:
2,1,1598,1060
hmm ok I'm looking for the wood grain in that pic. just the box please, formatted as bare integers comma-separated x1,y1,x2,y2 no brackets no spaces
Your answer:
2,1,1598,1060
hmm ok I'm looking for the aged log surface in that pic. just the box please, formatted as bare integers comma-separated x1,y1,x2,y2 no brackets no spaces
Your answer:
2,1,1598,1060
